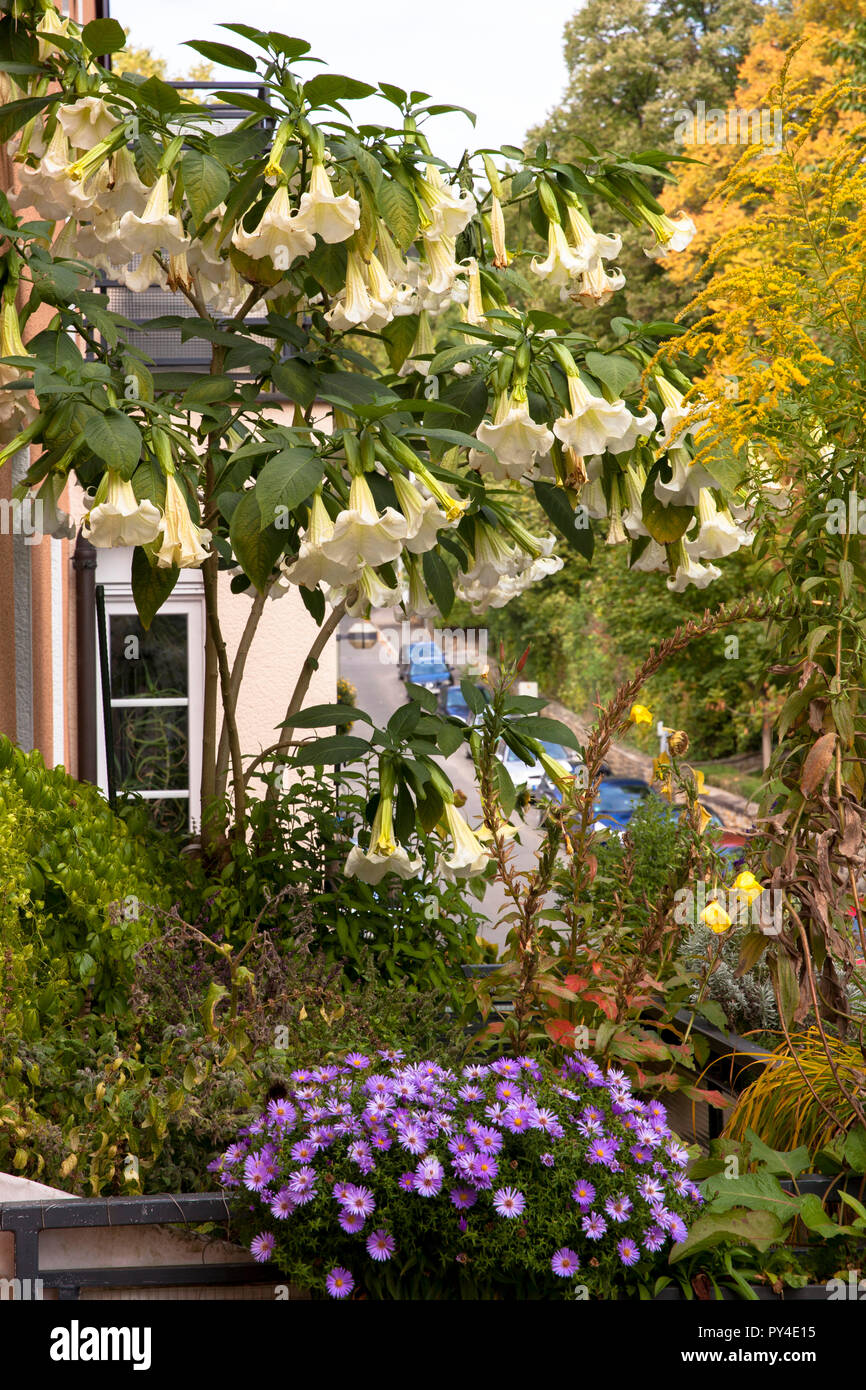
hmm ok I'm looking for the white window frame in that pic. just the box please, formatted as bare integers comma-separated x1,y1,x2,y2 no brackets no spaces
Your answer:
95,572,205,833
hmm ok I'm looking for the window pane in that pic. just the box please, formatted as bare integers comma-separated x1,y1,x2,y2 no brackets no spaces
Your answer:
113,705,189,792
145,798,190,835
109,614,188,699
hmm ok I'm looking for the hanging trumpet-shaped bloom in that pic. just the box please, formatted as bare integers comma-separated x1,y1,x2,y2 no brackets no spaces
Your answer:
58,96,118,151
321,472,408,571
490,194,509,268
621,463,649,537
665,538,721,593
629,538,668,573
422,234,459,296
116,173,188,259
283,491,357,590
606,409,657,456
342,564,402,616
231,184,315,267
471,386,554,481
84,470,163,549
654,376,708,450
401,553,439,619
0,300,37,437
32,474,76,540
325,247,390,332
686,489,753,560
653,447,716,507
390,471,451,554
418,165,475,241
531,220,584,286
101,145,149,216
553,372,634,457
398,310,435,377
345,763,422,883
568,259,626,308
643,210,697,260
564,202,622,271
293,161,360,244
439,802,489,881
155,474,211,569
36,6,72,59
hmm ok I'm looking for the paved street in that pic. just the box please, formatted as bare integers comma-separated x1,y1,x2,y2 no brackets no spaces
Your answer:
338,613,544,952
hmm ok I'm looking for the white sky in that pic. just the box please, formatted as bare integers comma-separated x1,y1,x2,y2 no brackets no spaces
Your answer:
107,0,578,162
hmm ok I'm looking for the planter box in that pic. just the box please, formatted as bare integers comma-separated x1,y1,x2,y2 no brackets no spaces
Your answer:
654,1283,832,1301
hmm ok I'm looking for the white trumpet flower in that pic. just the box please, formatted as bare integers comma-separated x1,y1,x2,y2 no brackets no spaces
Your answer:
419,164,475,240
531,220,584,286
564,202,622,270
471,389,554,481
553,373,633,457
629,538,668,573
439,802,489,881
117,174,188,259
84,470,163,548
293,161,360,244
606,408,657,455
568,259,626,307
345,773,422,883
685,489,753,560
644,210,697,260
653,447,716,507
283,491,357,590
391,472,451,554
322,473,408,571
155,474,211,569
58,97,117,151
231,184,315,267
325,248,390,331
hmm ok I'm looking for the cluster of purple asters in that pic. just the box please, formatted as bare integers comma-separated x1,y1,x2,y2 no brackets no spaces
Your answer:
213,1048,702,1298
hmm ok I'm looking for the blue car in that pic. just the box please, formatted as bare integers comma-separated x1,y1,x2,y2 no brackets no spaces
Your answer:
406,641,452,693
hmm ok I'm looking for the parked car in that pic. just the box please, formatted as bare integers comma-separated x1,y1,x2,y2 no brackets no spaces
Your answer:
406,641,452,693
438,683,489,723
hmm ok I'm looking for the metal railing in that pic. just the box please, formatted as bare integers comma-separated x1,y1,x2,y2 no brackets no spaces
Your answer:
0,1193,275,1300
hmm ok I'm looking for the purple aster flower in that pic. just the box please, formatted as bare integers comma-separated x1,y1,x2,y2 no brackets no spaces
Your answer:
583,1060,605,1086
290,1139,316,1163
396,1123,427,1156
540,1152,555,1168
458,1084,485,1103
469,1154,498,1189
503,1106,532,1135
493,1187,525,1219
326,1266,354,1299
377,1047,404,1061
462,1063,488,1080
370,1129,392,1152
269,1187,296,1220
582,1211,607,1240
551,1247,580,1278
341,1184,375,1218
572,1179,596,1208
668,1215,688,1243
450,1186,477,1210
495,1080,521,1105
366,1229,395,1262
345,1053,370,1070
465,1118,484,1140
338,1209,366,1234
643,1225,667,1252
638,1177,665,1203
617,1238,640,1267
250,1232,275,1263
267,1098,296,1128
243,1155,271,1193
414,1156,444,1197
586,1137,617,1167
448,1134,473,1159
605,1194,633,1223
666,1141,689,1168
630,1145,652,1164
333,1181,352,1203
475,1126,504,1155
290,1068,313,1084
491,1058,520,1077
348,1140,373,1168
399,1171,416,1192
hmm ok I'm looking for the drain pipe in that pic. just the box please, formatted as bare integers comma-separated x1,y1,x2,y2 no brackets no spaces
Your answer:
72,529,97,785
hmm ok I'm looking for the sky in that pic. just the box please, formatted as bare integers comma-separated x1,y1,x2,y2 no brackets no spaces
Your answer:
107,0,579,163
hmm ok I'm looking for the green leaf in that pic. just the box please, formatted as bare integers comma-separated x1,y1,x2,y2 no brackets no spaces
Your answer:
181,149,231,228
769,953,799,1030
700,1171,799,1217
797,1193,844,1238
460,680,486,715
669,1208,783,1261
381,314,420,373
742,1129,811,1179
131,548,179,630
422,550,454,617
304,73,377,108
694,1000,728,1031
511,716,581,751
229,487,285,592
843,1125,866,1173
292,735,371,765
256,449,324,527
584,351,639,396
304,238,348,295
180,375,235,407
377,178,419,251
272,359,318,411
0,94,60,144
427,374,488,432
494,759,517,818
280,703,370,728
83,411,141,478
642,470,693,544
82,17,127,55
533,481,593,559
184,38,258,71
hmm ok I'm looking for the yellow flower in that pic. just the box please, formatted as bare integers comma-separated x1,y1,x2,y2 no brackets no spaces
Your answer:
732,871,763,906
701,901,732,933
629,703,653,726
